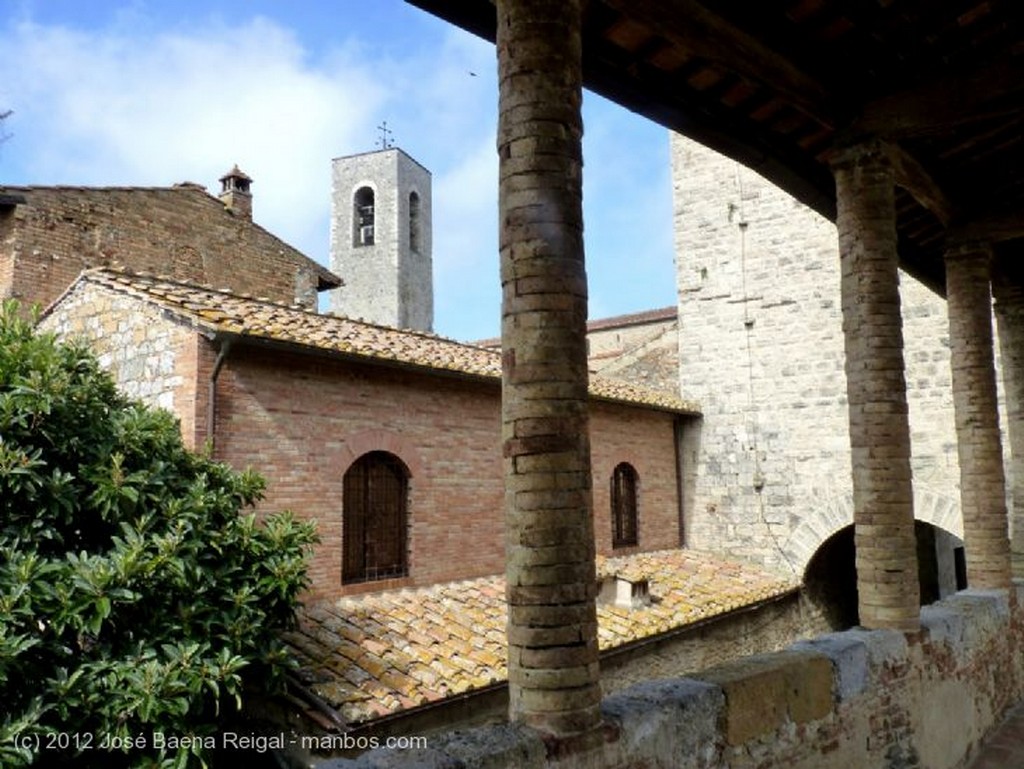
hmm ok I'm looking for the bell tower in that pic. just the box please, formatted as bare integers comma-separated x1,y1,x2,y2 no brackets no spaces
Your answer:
329,147,433,332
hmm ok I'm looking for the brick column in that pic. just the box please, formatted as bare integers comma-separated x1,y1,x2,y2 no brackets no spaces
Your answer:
496,0,601,736
831,143,920,631
993,280,1024,578
947,243,1011,589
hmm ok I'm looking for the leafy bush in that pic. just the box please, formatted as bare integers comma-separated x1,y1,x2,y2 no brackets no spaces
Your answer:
0,301,317,767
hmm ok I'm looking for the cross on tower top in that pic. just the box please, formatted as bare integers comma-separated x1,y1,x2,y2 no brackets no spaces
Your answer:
376,120,394,150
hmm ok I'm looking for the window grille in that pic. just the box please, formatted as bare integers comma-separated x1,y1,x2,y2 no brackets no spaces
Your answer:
611,463,639,548
343,451,409,583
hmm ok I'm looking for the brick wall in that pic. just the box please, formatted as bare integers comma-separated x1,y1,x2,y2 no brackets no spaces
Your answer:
212,344,685,600
1,185,327,312
672,135,961,574
41,282,685,602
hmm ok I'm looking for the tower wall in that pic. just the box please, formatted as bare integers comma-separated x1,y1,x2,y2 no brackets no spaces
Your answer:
672,134,960,574
330,148,433,331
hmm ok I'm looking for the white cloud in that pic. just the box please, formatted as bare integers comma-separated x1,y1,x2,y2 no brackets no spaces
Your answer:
0,8,674,339
1,17,384,264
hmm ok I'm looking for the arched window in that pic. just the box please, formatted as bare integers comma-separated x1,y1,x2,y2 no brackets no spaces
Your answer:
611,463,639,548
409,191,421,253
343,451,409,583
353,186,375,247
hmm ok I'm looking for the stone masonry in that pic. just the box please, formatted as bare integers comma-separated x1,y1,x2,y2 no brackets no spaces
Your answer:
832,142,919,630
322,587,1024,769
329,148,434,332
994,281,1024,577
672,134,963,578
496,0,601,737
945,243,1011,589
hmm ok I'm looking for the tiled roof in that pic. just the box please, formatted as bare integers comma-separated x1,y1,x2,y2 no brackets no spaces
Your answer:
50,269,700,415
586,305,678,333
286,549,797,725
474,306,679,348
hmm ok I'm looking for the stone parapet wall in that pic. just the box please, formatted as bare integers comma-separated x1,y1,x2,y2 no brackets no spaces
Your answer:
320,586,1024,768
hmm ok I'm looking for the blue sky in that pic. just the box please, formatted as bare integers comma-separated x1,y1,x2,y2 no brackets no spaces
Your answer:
0,0,677,341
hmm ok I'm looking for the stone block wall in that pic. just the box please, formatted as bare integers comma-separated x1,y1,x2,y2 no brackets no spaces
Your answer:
672,135,961,574
320,586,1024,769
37,281,201,440
330,149,434,332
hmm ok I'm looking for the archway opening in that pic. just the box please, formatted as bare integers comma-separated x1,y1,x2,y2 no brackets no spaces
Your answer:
803,521,966,630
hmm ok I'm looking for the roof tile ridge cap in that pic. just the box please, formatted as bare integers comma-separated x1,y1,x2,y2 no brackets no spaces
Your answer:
218,288,329,316
331,314,496,352
587,304,678,330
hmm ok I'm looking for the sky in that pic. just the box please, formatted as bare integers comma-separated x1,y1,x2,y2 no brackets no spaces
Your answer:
0,0,678,341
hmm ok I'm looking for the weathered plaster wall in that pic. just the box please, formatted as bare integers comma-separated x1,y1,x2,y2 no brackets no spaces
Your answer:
320,587,1024,769
672,135,961,574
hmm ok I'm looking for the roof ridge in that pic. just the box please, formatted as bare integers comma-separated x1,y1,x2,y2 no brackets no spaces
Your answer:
53,269,698,414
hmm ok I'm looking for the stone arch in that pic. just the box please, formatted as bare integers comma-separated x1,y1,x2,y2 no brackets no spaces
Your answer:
782,486,962,573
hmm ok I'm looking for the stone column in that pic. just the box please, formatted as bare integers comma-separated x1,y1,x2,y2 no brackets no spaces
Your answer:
496,0,601,736
831,143,920,631
946,243,1011,588
993,279,1024,578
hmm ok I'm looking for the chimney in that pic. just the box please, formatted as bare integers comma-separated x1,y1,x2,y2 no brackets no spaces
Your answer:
219,164,252,219
597,575,652,610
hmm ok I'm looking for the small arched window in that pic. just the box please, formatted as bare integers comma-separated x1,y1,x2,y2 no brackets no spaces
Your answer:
611,463,639,548
409,191,421,253
343,451,409,583
353,186,375,247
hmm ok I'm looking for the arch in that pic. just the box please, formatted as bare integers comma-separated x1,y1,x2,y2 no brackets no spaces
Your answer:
409,190,421,253
339,429,424,479
781,486,962,573
803,519,967,630
342,451,409,584
611,462,639,548
353,186,375,247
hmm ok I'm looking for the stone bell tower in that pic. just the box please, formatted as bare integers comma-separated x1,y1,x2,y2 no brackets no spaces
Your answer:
329,147,433,332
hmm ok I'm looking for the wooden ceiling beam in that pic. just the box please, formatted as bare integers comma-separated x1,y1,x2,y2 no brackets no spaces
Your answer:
854,54,1024,138
880,141,955,229
957,209,1024,245
599,0,838,130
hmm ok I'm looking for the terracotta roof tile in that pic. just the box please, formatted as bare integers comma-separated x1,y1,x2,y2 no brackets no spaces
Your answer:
51,268,700,415
285,549,797,726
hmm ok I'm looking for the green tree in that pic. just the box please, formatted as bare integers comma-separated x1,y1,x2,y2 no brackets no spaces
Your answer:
0,301,317,768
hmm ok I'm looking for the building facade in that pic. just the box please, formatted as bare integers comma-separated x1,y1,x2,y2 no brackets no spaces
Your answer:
40,269,696,601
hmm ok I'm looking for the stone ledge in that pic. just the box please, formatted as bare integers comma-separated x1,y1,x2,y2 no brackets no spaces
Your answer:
695,650,832,745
